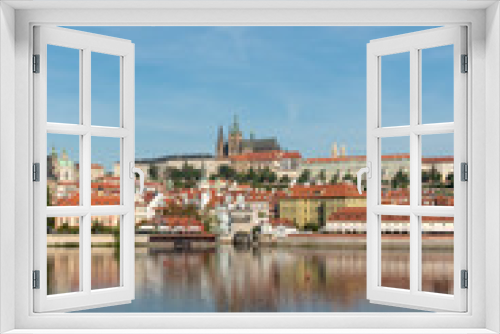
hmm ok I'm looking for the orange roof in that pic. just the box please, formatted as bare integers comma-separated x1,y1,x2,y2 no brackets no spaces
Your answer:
91,196,120,205
304,156,367,164
269,218,294,227
328,206,367,221
304,154,453,164
155,216,203,228
287,183,365,198
56,192,120,206
422,157,454,163
91,182,120,190
230,150,301,162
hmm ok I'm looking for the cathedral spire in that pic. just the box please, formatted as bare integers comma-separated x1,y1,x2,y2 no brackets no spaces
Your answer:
216,125,224,158
231,114,241,135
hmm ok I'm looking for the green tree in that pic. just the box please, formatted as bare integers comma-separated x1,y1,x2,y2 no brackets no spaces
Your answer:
258,167,277,184
47,186,55,230
343,173,354,182
47,185,53,207
246,167,258,183
446,172,454,188
318,169,327,183
218,165,237,180
149,163,159,181
391,169,410,189
280,174,291,185
203,219,211,233
298,169,311,184
422,166,442,187
330,173,339,185
303,222,319,232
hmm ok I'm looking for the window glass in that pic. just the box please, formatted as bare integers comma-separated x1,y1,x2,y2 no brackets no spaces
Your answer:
380,215,410,290
91,215,121,290
91,137,121,205
421,45,454,124
47,45,80,124
91,52,121,127
422,133,454,206
381,52,410,127
47,216,80,295
381,137,410,205
421,216,454,295
47,134,80,206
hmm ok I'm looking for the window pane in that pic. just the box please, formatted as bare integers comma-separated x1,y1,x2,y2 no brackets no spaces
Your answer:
47,216,80,295
91,52,121,127
380,215,410,290
421,133,454,206
47,45,80,124
381,137,410,205
91,137,121,205
91,215,121,290
47,134,80,206
421,45,454,124
381,52,410,127
421,216,454,295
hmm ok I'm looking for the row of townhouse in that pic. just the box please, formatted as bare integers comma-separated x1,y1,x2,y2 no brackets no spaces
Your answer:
326,206,454,234
302,154,454,184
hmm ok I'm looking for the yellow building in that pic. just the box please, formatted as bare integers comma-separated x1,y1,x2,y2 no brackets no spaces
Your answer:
279,184,366,229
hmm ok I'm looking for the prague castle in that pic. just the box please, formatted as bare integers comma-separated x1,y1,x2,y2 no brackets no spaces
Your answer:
216,115,281,158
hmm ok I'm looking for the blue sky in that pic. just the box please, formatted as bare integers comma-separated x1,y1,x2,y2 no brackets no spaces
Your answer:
47,26,454,170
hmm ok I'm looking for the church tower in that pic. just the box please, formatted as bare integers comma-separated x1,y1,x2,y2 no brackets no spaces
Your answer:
228,114,242,156
216,125,225,158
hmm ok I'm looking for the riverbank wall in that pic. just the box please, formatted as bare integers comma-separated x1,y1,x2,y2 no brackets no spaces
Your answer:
47,234,216,249
48,233,453,250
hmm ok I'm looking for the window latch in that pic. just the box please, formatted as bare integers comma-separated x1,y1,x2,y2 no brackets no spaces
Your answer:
129,162,145,195
356,162,371,194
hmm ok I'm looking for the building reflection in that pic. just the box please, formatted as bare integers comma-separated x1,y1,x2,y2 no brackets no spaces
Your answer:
47,244,454,312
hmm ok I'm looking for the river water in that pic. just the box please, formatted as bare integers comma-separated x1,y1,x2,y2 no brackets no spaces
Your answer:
47,244,454,313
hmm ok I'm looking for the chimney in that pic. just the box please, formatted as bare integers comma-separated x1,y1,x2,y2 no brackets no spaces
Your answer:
341,144,346,157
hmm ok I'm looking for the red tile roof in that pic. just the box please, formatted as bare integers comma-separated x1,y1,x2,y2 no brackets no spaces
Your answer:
304,154,453,164
269,218,295,227
230,150,301,162
56,192,120,206
288,184,365,198
422,157,454,163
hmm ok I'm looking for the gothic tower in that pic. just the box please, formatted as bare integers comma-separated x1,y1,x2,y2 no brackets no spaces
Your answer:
216,125,225,158
228,115,242,156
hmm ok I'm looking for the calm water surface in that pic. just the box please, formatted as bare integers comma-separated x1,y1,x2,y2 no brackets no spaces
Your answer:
46,245,452,312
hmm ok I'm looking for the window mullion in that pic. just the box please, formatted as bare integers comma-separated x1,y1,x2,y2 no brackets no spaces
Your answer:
409,47,420,294
81,48,92,294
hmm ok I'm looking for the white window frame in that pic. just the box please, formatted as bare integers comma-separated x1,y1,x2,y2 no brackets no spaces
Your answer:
0,1,498,333
366,26,467,312
32,26,136,313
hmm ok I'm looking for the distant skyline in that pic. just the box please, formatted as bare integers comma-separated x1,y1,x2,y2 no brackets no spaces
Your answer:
47,26,454,170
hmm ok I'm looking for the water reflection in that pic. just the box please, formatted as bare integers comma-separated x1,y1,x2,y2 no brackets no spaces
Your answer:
47,245,455,313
